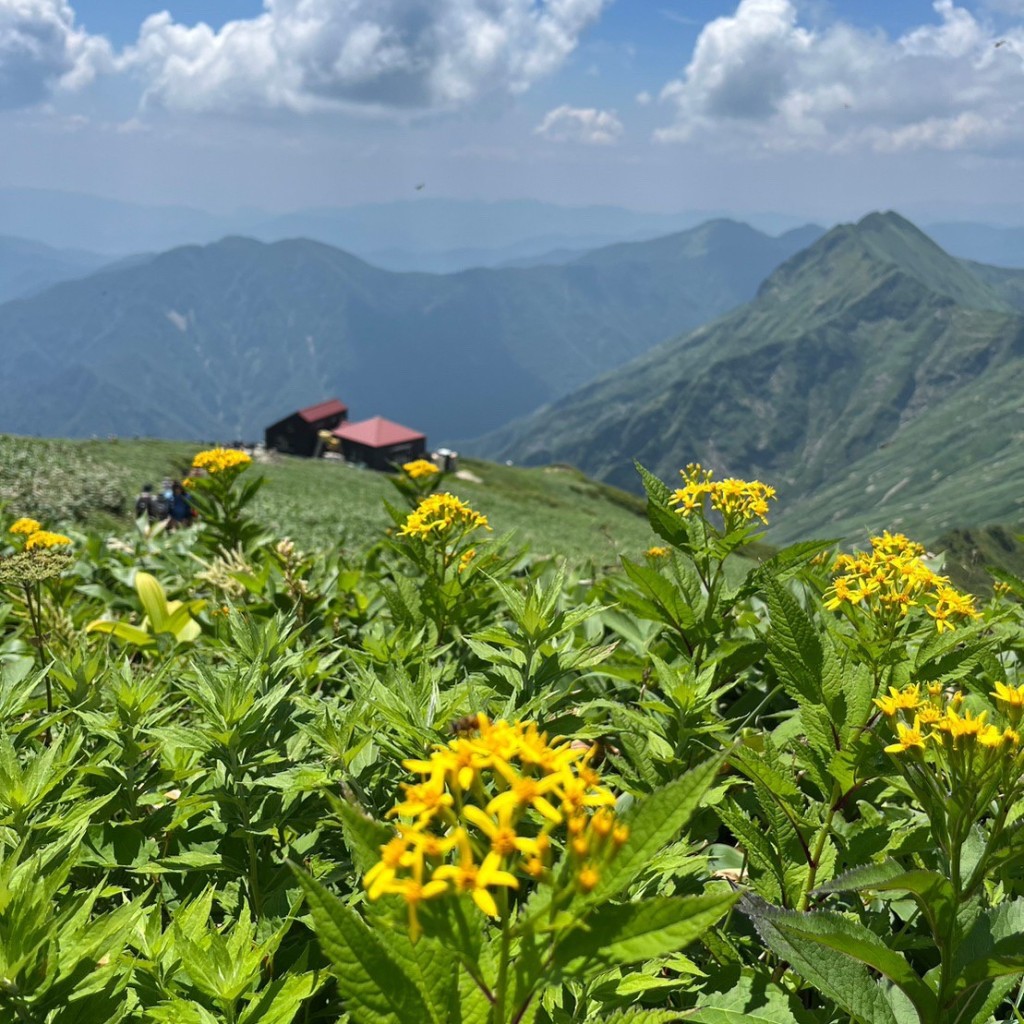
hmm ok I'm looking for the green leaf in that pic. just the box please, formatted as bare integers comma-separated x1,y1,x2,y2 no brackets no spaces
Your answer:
635,462,690,549
237,971,323,1024
742,896,936,1023
596,1011,682,1024
554,893,737,972
621,558,696,633
134,571,169,633
954,899,1024,993
686,966,817,1023
291,867,433,1024
330,795,395,876
593,756,723,901
85,620,155,647
814,861,956,939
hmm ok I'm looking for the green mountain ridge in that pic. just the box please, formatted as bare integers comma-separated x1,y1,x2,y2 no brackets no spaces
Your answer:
0,220,820,443
475,212,1024,544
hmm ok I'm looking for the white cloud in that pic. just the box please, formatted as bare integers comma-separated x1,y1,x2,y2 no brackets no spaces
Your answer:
655,0,1024,154
534,103,623,144
119,0,609,115
0,0,112,110
635,89,652,105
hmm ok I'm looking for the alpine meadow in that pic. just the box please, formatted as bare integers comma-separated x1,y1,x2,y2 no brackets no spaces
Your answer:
7,0,1024,1022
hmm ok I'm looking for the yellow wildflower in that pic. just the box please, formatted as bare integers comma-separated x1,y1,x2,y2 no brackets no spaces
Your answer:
24,530,72,551
884,719,928,754
402,459,440,479
9,518,41,536
366,715,627,940
934,707,989,741
992,682,1024,709
191,447,252,474
826,531,976,631
388,780,454,823
458,548,476,573
669,463,776,527
645,546,669,558
488,768,564,824
364,836,414,900
432,831,518,918
577,865,601,893
873,684,922,717
399,492,490,539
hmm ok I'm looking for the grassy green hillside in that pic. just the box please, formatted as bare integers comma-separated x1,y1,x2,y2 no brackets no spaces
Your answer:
0,435,654,565
0,221,819,445
478,213,1024,547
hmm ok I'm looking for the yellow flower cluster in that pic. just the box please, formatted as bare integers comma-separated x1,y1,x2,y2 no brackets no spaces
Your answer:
364,715,628,940
399,492,491,540
402,459,440,479
825,532,978,632
876,683,1021,758
669,464,776,526
458,548,476,573
645,546,669,558
9,518,71,551
24,530,72,551
191,447,253,474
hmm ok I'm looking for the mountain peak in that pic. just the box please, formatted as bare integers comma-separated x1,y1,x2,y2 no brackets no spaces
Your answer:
760,210,1011,314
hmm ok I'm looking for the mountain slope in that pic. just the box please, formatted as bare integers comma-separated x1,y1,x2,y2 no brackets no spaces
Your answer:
0,235,109,303
475,212,1024,543
0,221,821,443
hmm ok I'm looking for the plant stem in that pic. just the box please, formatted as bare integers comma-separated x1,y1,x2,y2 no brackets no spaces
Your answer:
23,583,52,716
494,895,512,1024
798,780,842,912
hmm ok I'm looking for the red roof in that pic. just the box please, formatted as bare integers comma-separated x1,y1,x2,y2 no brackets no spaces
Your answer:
332,416,425,448
298,398,348,423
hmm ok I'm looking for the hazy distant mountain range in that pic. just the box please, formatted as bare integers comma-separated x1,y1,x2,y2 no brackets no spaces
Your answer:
0,219,821,442
5,187,1024,275
0,235,110,304
474,212,1024,544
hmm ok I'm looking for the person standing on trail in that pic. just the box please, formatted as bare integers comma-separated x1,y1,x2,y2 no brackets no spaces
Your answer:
134,483,164,521
167,481,193,528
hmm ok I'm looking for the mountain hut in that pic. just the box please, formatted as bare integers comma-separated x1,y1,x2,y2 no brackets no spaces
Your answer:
332,416,426,470
264,398,349,457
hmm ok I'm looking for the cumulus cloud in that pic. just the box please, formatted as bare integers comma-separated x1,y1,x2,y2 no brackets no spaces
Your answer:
534,103,623,144
655,0,1024,153
0,0,112,110
119,0,609,115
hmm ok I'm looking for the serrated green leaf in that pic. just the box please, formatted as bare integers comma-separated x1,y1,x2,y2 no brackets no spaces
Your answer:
687,966,816,1023
237,971,323,1024
554,893,736,972
592,756,722,901
743,896,936,1022
814,861,956,939
291,867,433,1024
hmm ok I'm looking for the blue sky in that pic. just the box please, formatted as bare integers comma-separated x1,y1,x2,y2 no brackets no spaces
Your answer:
3,1,1024,221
